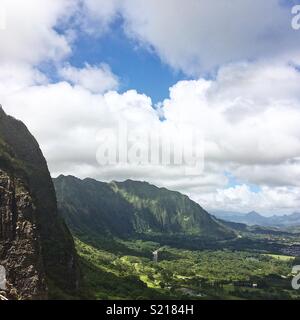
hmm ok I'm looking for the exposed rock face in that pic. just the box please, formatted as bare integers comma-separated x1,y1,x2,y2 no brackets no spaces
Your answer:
0,171,47,299
0,106,80,299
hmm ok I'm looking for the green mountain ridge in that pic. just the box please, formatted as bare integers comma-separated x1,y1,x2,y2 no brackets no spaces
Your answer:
53,175,235,240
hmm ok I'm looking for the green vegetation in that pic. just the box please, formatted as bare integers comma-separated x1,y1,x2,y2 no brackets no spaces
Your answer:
265,254,295,262
54,174,300,300
112,180,234,239
53,176,235,241
76,238,172,299
76,236,300,300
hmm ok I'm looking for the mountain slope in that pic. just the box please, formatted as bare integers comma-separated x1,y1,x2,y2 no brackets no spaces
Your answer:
0,106,80,299
54,176,235,240
53,176,135,237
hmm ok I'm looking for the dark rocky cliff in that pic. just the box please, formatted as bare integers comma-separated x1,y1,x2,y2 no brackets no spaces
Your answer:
0,106,80,299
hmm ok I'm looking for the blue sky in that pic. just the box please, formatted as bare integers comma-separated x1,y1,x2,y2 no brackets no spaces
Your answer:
225,172,261,194
40,0,300,104
42,0,300,105
52,17,188,104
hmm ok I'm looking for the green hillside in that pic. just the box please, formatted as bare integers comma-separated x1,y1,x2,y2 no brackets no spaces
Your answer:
54,176,235,240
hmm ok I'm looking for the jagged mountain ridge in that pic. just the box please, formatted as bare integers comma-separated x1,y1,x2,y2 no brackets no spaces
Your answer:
53,175,235,240
0,106,80,299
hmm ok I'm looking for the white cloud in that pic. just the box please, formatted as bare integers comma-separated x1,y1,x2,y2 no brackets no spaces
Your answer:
1,77,160,177
79,0,121,34
1,1,300,214
81,0,299,75
0,0,76,65
2,1,297,75
201,184,300,215
163,61,300,166
0,63,48,95
60,63,119,93
2,58,300,214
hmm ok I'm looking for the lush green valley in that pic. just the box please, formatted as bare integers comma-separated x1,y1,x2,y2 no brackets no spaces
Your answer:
53,174,300,300
75,235,300,300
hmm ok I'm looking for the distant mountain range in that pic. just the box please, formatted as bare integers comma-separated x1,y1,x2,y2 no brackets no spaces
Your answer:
213,210,300,228
53,175,235,241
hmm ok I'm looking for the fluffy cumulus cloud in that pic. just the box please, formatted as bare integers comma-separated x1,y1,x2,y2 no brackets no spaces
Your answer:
163,61,300,168
200,184,300,215
0,0,77,100
3,59,300,214
1,1,300,214
157,60,300,213
59,63,119,93
1,83,158,176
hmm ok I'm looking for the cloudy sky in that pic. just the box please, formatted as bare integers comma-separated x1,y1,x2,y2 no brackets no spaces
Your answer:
1,0,300,215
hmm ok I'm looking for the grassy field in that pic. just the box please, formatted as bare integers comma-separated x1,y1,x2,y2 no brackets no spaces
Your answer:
265,254,295,262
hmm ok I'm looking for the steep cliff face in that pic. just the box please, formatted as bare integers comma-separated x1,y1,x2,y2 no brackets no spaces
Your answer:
0,171,47,299
112,180,234,238
0,106,80,299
